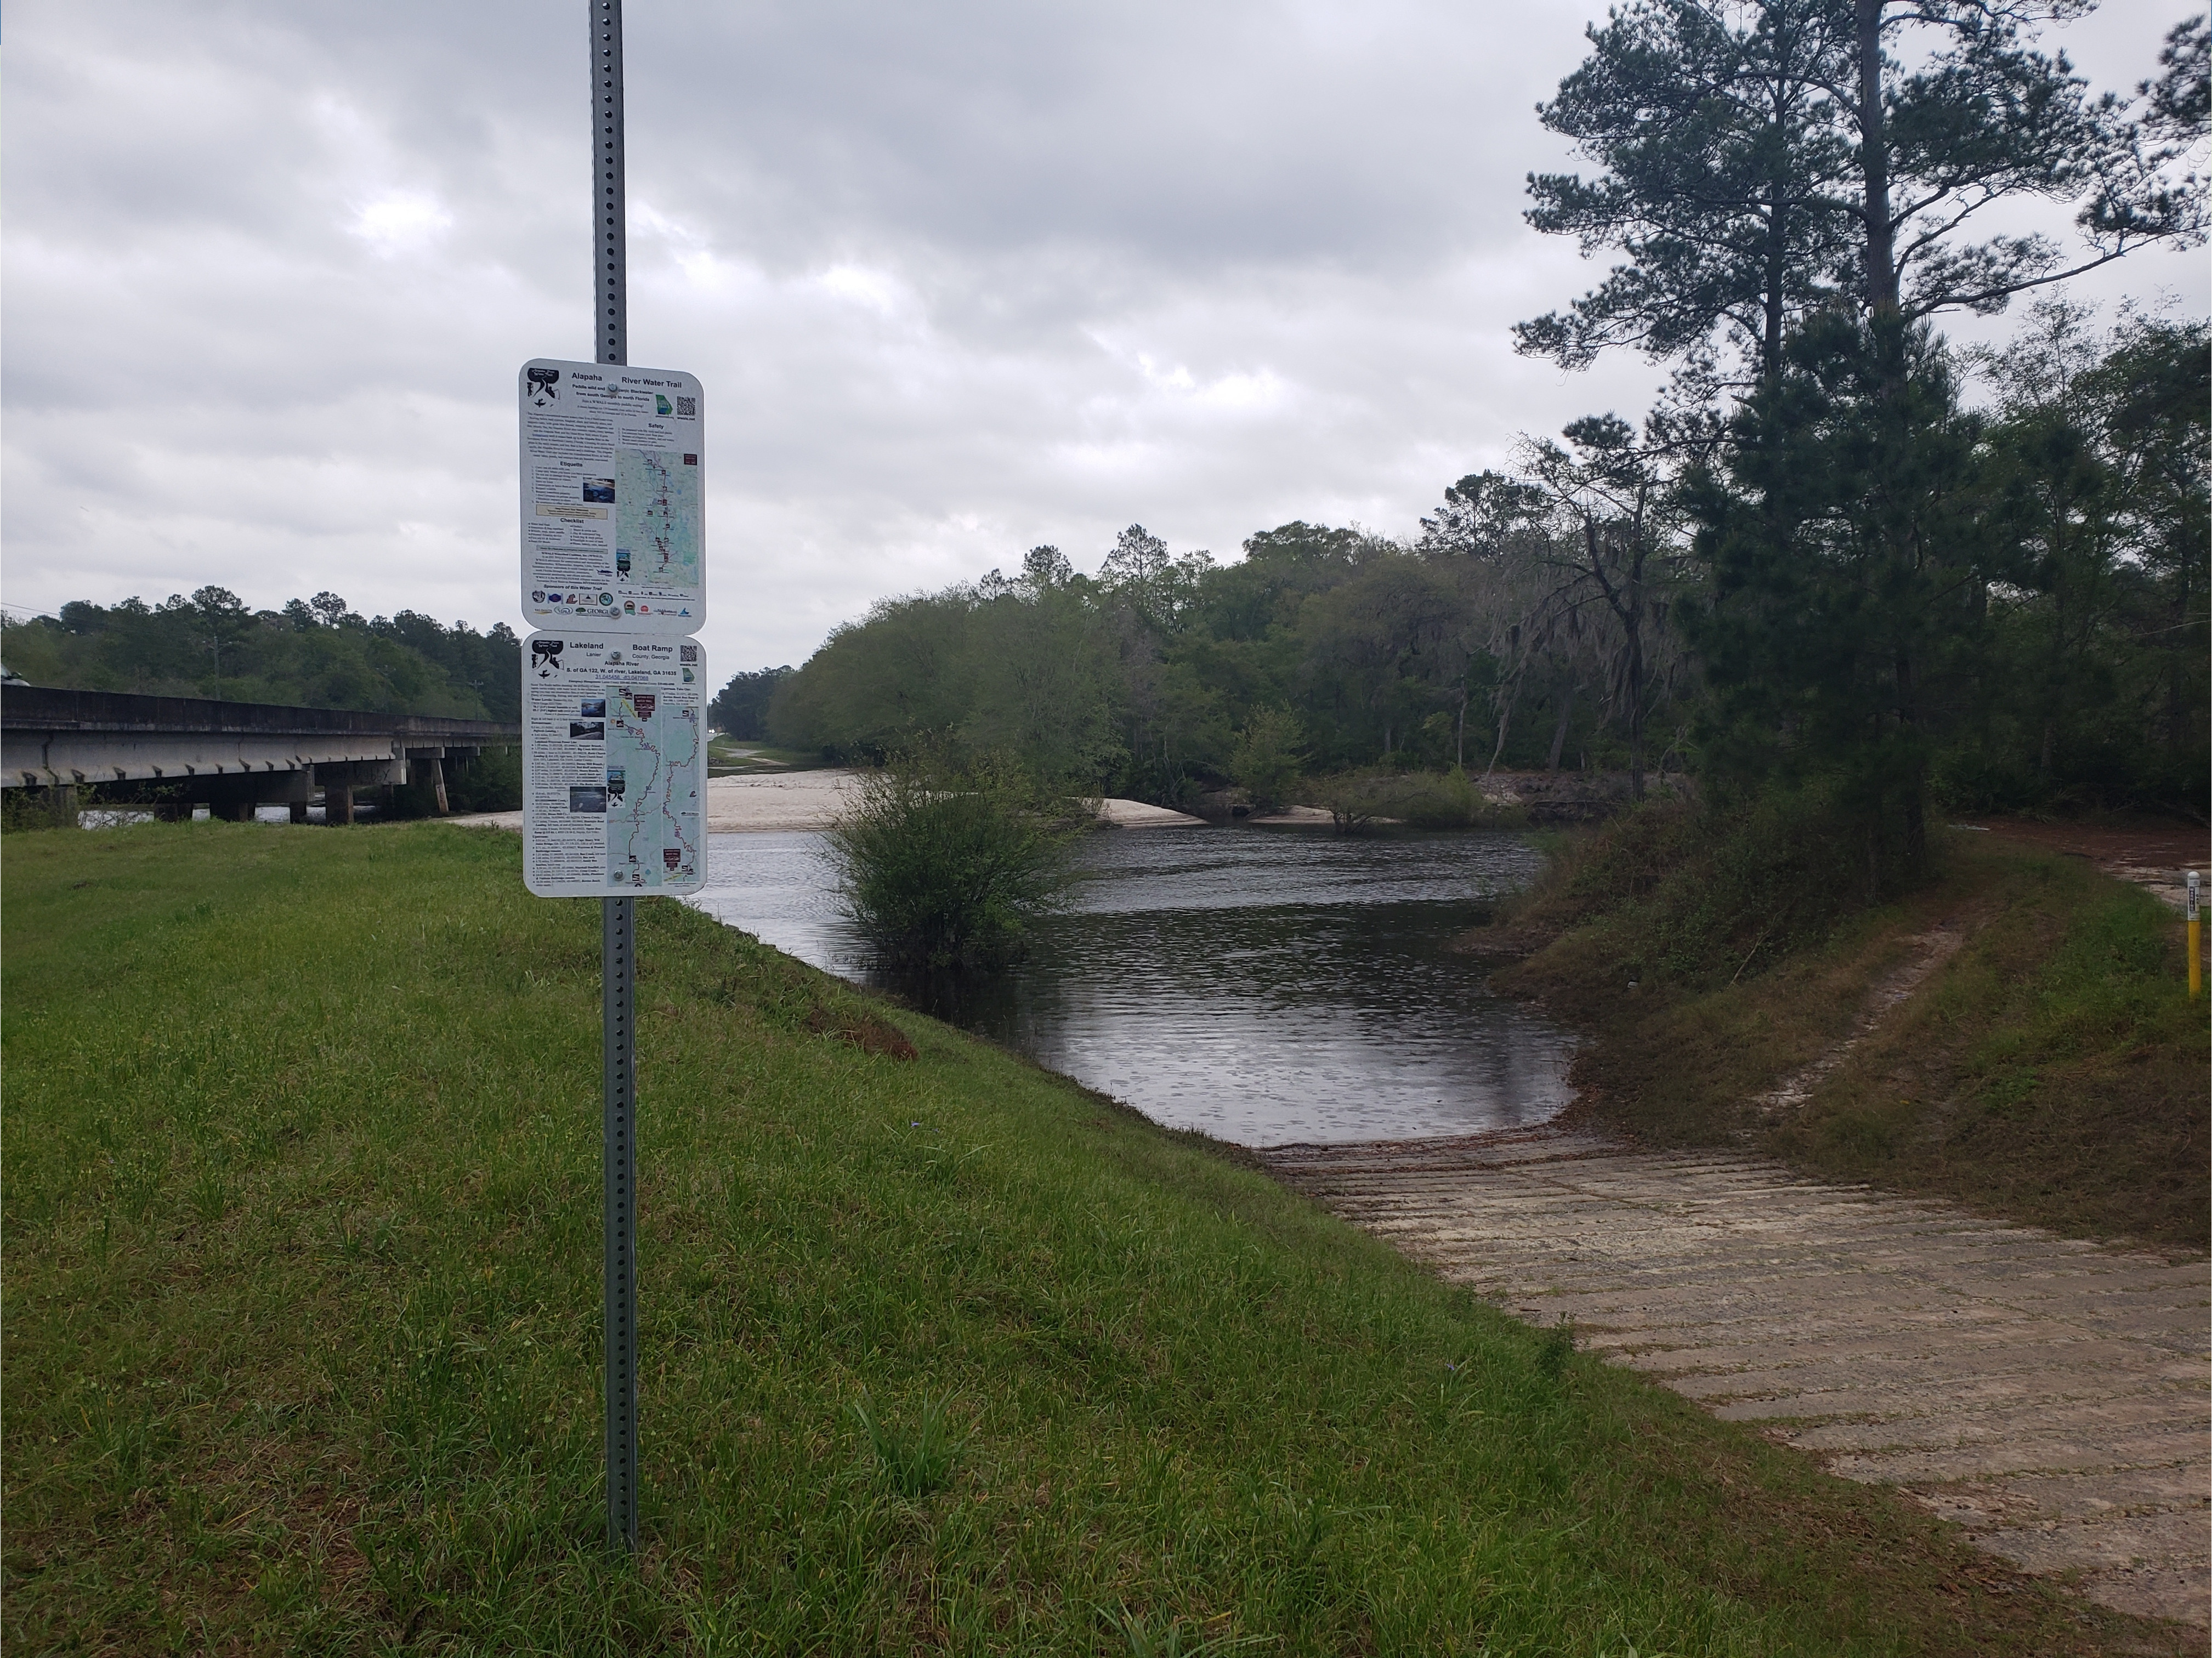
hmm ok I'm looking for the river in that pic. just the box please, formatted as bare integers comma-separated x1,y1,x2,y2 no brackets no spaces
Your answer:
690,824,1575,1147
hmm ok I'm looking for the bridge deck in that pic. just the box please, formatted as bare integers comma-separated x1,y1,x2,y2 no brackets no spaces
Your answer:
2,685,517,802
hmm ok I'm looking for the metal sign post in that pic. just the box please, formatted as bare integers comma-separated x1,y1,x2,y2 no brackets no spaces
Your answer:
517,0,705,1552
602,887,638,1551
594,0,638,1554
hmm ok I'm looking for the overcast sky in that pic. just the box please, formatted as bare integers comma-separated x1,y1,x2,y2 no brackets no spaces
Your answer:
4,1,2203,674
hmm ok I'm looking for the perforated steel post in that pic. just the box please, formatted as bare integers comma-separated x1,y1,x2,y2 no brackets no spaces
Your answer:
593,0,639,1555
594,0,626,372
601,889,637,1550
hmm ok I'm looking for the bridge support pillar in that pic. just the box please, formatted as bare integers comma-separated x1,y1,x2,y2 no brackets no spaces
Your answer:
325,782,354,825
290,800,310,824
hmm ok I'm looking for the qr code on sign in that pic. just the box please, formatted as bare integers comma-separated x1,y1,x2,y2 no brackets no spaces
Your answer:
676,395,696,417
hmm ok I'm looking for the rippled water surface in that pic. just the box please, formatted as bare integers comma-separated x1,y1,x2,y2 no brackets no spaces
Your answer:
691,825,1575,1146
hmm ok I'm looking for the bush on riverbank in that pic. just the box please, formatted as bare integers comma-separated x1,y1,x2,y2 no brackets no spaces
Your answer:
1,822,2161,1653
1485,802,2208,1250
1492,787,1871,989
827,745,1085,968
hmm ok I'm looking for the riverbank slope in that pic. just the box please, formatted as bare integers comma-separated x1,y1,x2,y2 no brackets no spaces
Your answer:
1477,810,2208,1252
0,822,2170,1652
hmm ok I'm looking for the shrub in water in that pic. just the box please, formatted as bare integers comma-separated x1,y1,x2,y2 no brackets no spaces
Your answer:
1308,768,1525,833
1392,769,1481,830
827,746,1085,969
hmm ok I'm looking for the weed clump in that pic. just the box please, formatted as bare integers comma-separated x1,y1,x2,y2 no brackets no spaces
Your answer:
802,1002,917,1059
848,1389,966,1498
1538,1321,1578,1379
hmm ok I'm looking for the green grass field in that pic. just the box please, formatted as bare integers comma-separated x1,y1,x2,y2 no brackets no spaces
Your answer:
1,823,2171,1653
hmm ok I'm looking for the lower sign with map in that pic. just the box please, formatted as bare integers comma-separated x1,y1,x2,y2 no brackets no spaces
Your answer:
522,632,706,897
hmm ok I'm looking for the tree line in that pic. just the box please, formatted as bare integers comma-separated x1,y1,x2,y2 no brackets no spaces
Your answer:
710,667,796,742
2,588,522,723
752,2,2206,885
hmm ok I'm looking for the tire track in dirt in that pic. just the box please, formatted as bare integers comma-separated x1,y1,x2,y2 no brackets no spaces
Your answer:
1748,918,1968,1129
1260,1127,2209,1634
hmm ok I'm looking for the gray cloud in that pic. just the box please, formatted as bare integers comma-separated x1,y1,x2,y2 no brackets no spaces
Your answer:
5,0,2201,675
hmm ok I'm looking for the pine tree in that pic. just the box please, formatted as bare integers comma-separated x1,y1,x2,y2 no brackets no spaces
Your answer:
1523,0,2200,381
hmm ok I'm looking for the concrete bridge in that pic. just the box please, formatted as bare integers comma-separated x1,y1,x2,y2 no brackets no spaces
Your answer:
1,685,518,823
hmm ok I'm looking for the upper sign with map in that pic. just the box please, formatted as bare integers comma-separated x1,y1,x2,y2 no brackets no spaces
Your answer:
517,358,704,635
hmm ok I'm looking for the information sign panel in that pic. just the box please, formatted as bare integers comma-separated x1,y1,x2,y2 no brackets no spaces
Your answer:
523,632,706,896
519,358,704,633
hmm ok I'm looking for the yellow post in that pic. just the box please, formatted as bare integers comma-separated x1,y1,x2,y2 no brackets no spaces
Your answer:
2188,870,2202,1001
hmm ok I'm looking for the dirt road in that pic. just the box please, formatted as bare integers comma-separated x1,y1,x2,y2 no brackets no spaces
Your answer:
1966,816,2209,913
1262,1128,2210,1636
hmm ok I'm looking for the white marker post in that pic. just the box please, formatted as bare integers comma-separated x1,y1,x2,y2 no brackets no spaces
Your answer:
514,0,707,1553
2188,870,2200,1001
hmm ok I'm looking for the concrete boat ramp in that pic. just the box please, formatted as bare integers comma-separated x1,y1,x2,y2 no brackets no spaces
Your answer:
1262,1127,2210,1637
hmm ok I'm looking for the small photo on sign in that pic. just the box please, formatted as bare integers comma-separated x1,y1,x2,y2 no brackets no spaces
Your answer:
579,697,606,717
570,721,605,740
583,477,615,503
570,786,608,814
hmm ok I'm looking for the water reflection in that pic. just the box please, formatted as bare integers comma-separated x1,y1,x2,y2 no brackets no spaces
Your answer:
691,825,1575,1146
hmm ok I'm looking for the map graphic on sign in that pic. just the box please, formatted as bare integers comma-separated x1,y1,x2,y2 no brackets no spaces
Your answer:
615,449,700,589
605,684,701,889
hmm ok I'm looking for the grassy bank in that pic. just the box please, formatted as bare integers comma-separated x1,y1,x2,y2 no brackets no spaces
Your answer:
707,738,826,777
1,823,2179,1653
1489,808,2208,1253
